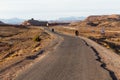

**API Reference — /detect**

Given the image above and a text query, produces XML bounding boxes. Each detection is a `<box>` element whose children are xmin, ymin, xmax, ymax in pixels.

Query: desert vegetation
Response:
<box><xmin>0</xmin><ymin>26</ymin><xmax>51</xmax><ymax>73</ymax></box>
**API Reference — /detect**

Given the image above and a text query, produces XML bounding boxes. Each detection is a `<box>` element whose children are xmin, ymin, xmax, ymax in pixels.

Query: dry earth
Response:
<box><xmin>0</xmin><ymin>26</ymin><xmax>55</xmax><ymax>80</ymax></box>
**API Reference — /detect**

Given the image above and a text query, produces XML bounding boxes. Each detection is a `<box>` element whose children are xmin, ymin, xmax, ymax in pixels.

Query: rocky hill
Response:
<box><xmin>85</xmin><ymin>14</ymin><xmax>120</xmax><ymax>22</ymax></box>
<box><xmin>70</xmin><ymin>14</ymin><xmax>120</xmax><ymax>27</ymax></box>
<box><xmin>22</xmin><ymin>18</ymin><xmax>48</xmax><ymax>26</ymax></box>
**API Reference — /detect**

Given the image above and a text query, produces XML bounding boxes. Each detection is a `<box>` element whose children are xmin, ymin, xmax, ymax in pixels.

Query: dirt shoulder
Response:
<box><xmin>80</xmin><ymin>36</ymin><xmax>120</xmax><ymax>80</ymax></box>
<box><xmin>0</xmin><ymin>26</ymin><xmax>62</xmax><ymax>80</ymax></box>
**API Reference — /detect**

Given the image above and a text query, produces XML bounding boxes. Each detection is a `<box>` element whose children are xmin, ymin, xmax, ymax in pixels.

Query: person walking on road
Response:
<box><xmin>75</xmin><ymin>30</ymin><xmax>79</xmax><ymax>36</ymax></box>
<box><xmin>52</xmin><ymin>28</ymin><xmax>54</xmax><ymax>32</ymax></box>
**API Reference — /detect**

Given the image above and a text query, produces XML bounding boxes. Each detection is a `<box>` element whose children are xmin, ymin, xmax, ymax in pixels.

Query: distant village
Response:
<box><xmin>0</xmin><ymin>18</ymin><xmax>70</xmax><ymax>27</ymax></box>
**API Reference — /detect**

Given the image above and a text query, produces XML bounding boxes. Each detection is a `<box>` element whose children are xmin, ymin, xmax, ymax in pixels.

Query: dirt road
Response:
<box><xmin>15</xmin><ymin>32</ymin><xmax>112</xmax><ymax>80</ymax></box>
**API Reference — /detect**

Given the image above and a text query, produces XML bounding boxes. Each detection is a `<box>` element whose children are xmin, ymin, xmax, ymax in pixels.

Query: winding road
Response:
<box><xmin>15</xmin><ymin>32</ymin><xmax>112</xmax><ymax>80</ymax></box>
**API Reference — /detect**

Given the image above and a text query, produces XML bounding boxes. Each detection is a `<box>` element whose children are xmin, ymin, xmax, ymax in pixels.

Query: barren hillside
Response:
<box><xmin>70</xmin><ymin>14</ymin><xmax>120</xmax><ymax>27</ymax></box>
<box><xmin>0</xmin><ymin>26</ymin><xmax>54</xmax><ymax>79</ymax></box>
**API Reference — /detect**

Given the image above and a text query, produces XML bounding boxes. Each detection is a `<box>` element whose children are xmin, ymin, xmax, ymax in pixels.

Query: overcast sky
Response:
<box><xmin>0</xmin><ymin>0</ymin><xmax>120</xmax><ymax>20</ymax></box>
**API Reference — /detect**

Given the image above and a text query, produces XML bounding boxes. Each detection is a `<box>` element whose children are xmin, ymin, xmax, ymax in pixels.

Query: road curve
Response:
<box><xmin>15</xmin><ymin>33</ymin><xmax>112</xmax><ymax>80</ymax></box>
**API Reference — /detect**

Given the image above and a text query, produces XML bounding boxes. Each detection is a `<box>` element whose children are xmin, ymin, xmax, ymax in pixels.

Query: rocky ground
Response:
<box><xmin>0</xmin><ymin>26</ymin><xmax>55</xmax><ymax>80</ymax></box>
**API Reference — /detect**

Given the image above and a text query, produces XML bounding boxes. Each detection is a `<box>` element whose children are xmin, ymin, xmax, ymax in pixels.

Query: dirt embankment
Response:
<box><xmin>0</xmin><ymin>26</ymin><xmax>56</xmax><ymax>80</ymax></box>
<box><xmin>80</xmin><ymin>37</ymin><xmax>120</xmax><ymax>80</ymax></box>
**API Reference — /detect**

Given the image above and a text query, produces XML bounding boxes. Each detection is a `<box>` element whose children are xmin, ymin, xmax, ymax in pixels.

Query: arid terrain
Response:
<box><xmin>54</xmin><ymin>15</ymin><xmax>120</xmax><ymax>54</ymax></box>
<box><xmin>1</xmin><ymin>14</ymin><xmax>120</xmax><ymax>80</ymax></box>
<box><xmin>72</xmin><ymin>15</ymin><xmax>120</xmax><ymax>54</ymax></box>
<box><xmin>51</xmin><ymin>14</ymin><xmax>120</xmax><ymax>79</ymax></box>
<box><xmin>0</xmin><ymin>26</ymin><xmax>54</xmax><ymax>80</ymax></box>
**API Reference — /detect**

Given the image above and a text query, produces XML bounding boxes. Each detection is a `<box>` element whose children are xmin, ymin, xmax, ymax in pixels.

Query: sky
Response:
<box><xmin>0</xmin><ymin>0</ymin><xmax>120</xmax><ymax>20</ymax></box>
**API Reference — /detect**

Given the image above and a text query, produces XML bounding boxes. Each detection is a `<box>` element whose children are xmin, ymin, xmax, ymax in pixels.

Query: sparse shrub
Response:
<box><xmin>33</xmin><ymin>35</ymin><xmax>41</xmax><ymax>42</ymax></box>
<box><xmin>88</xmin><ymin>36</ymin><xmax>95</xmax><ymax>40</ymax></box>
<box><xmin>117</xmin><ymin>39</ymin><xmax>120</xmax><ymax>42</ymax></box>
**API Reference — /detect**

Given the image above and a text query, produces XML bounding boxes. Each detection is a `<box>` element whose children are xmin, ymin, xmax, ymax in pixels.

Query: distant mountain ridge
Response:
<box><xmin>0</xmin><ymin>16</ymin><xmax>86</xmax><ymax>24</ymax></box>
<box><xmin>0</xmin><ymin>21</ymin><xmax>4</xmax><ymax>24</ymax></box>
<box><xmin>49</xmin><ymin>16</ymin><xmax>86</xmax><ymax>23</ymax></box>
<box><xmin>0</xmin><ymin>18</ymin><xmax>25</xmax><ymax>24</ymax></box>
<box><xmin>58</xmin><ymin>16</ymin><xmax>86</xmax><ymax>22</ymax></box>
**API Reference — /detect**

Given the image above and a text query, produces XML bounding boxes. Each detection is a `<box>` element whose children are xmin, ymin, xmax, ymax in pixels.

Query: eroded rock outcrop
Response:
<box><xmin>22</xmin><ymin>18</ymin><xmax>48</xmax><ymax>26</ymax></box>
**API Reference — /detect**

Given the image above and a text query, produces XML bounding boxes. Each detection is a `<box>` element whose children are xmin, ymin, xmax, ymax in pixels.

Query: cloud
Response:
<box><xmin>0</xmin><ymin>0</ymin><xmax>120</xmax><ymax>19</ymax></box>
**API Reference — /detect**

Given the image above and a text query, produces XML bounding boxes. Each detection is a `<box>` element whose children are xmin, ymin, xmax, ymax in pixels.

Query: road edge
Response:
<box><xmin>80</xmin><ymin>36</ymin><xmax>120</xmax><ymax>80</ymax></box>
